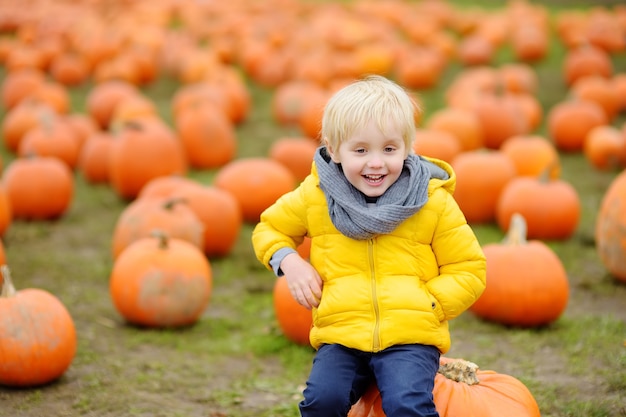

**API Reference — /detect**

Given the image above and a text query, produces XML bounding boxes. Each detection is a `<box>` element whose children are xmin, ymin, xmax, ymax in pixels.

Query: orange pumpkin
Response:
<box><xmin>413</xmin><ymin>128</ymin><xmax>462</xmax><ymax>163</ymax></box>
<box><xmin>297</xmin><ymin>89</ymin><xmax>330</xmax><ymax>140</ymax></box>
<box><xmin>77</xmin><ymin>131</ymin><xmax>115</xmax><ymax>184</ymax></box>
<box><xmin>596</xmin><ymin>169</ymin><xmax>626</xmax><ymax>283</ymax></box>
<box><xmin>0</xmin><ymin>265</ymin><xmax>77</xmax><ymax>387</ymax></box>
<box><xmin>174</xmin><ymin>101</ymin><xmax>237</xmax><ymax>169</ymax></box>
<box><xmin>0</xmin><ymin>185</ymin><xmax>12</xmax><ymax>237</ymax></box>
<box><xmin>85</xmin><ymin>80</ymin><xmax>140</xmax><ymax>129</ymax></box>
<box><xmin>109</xmin><ymin>232</ymin><xmax>212</xmax><ymax>328</ymax></box>
<box><xmin>471</xmin><ymin>213</ymin><xmax>569</xmax><ymax>327</ymax></box>
<box><xmin>0</xmin><ymin>67</ymin><xmax>46</xmax><ymax>110</ymax></box>
<box><xmin>213</xmin><ymin>157</ymin><xmax>297</xmax><ymax>223</ymax></box>
<box><xmin>111</xmin><ymin>196</ymin><xmax>204</xmax><ymax>260</ymax></box>
<box><xmin>425</xmin><ymin>107</ymin><xmax>483</xmax><ymax>151</ymax></box>
<box><xmin>496</xmin><ymin>172</ymin><xmax>580</xmax><ymax>240</ymax></box>
<box><xmin>457</xmin><ymin>34</ymin><xmax>495</xmax><ymax>67</ymax></box>
<box><xmin>500</xmin><ymin>135</ymin><xmax>560</xmax><ymax>179</ymax></box>
<box><xmin>562</xmin><ymin>42</ymin><xmax>613</xmax><ymax>86</ymax></box>
<box><xmin>348</xmin><ymin>357</ymin><xmax>541</xmax><ymax>417</ymax></box>
<box><xmin>394</xmin><ymin>45</ymin><xmax>447</xmax><ymax>89</ymax></box>
<box><xmin>468</xmin><ymin>91</ymin><xmax>529</xmax><ymax>150</ymax></box>
<box><xmin>2</xmin><ymin>155</ymin><xmax>74</xmax><ymax>220</ymax></box>
<box><xmin>17</xmin><ymin>115</ymin><xmax>80</xmax><ymax>170</ymax></box>
<box><xmin>25</xmin><ymin>81</ymin><xmax>71</xmax><ymax>115</ymax></box>
<box><xmin>268</xmin><ymin>137</ymin><xmax>318</xmax><ymax>182</ymax></box>
<box><xmin>0</xmin><ymin>240</ymin><xmax>6</xmax><ymax>266</ymax></box>
<box><xmin>451</xmin><ymin>150</ymin><xmax>517</xmax><ymax>224</ymax></box>
<box><xmin>570</xmin><ymin>75</ymin><xmax>621</xmax><ymax>122</ymax></box>
<box><xmin>273</xmin><ymin>275</ymin><xmax>313</xmax><ymax>346</ymax></box>
<box><xmin>583</xmin><ymin>125</ymin><xmax>626</xmax><ymax>171</ymax></box>
<box><xmin>63</xmin><ymin>113</ymin><xmax>99</xmax><ymax>152</ymax></box>
<box><xmin>1</xmin><ymin>99</ymin><xmax>57</xmax><ymax>152</ymax></box>
<box><xmin>271</xmin><ymin>80</ymin><xmax>328</xmax><ymax>128</ymax></box>
<box><xmin>547</xmin><ymin>98</ymin><xmax>608</xmax><ymax>152</ymax></box>
<box><xmin>138</xmin><ymin>175</ymin><xmax>199</xmax><ymax>200</ymax></box>
<box><xmin>511</xmin><ymin>24</ymin><xmax>548</xmax><ymax>62</ymax></box>
<box><xmin>165</xmin><ymin>183</ymin><xmax>243</xmax><ymax>258</ymax></box>
<box><xmin>108</xmin><ymin>119</ymin><xmax>188</xmax><ymax>200</ymax></box>
<box><xmin>49</xmin><ymin>51</ymin><xmax>90</xmax><ymax>87</ymax></box>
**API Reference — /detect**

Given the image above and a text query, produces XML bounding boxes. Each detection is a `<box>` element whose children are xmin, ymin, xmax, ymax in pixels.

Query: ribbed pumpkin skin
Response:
<box><xmin>348</xmin><ymin>357</ymin><xmax>541</xmax><ymax>417</ymax></box>
<box><xmin>0</xmin><ymin>288</ymin><xmax>77</xmax><ymax>387</ymax></box>
<box><xmin>109</xmin><ymin>235</ymin><xmax>212</xmax><ymax>328</ymax></box>
<box><xmin>596</xmin><ymin>170</ymin><xmax>626</xmax><ymax>283</ymax></box>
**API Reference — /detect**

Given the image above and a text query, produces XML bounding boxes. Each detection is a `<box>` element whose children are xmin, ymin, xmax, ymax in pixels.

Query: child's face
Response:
<box><xmin>327</xmin><ymin>119</ymin><xmax>407</xmax><ymax>198</ymax></box>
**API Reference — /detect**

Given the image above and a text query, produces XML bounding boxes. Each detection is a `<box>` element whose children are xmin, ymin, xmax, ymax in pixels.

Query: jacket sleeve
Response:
<box><xmin>425</xmin><ymin>190</ymin><xmax>487</xmax><ymax>322</ymax></box>
<box><xmin>251</xmin><ymin>178</ymin><xmax>311</xmax><ymax>271</ymax></box>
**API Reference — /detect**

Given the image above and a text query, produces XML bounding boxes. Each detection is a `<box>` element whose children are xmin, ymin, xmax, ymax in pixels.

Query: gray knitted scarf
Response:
<box><xmin>314</xmin><ymin>146</ymin><xmax>434</xmax><ymax>240</ymax></box>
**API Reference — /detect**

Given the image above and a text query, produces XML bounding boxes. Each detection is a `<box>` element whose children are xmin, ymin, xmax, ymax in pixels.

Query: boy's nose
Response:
<box><xmin>367</xmin><ymin>154</ymin><xmax>384</xmax><ymax>167</ymax></box>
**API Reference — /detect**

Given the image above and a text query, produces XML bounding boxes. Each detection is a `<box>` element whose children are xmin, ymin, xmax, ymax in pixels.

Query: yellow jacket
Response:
<box><xmin>252</xmin><ymin>157</ymin><xmax>486</xmax><ymax>353</ymax></box>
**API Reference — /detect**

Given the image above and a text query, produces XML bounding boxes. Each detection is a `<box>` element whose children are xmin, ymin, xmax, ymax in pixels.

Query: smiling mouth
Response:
<box><xmin>363</xmin><ymin>174</ymin><xmax>385</xmax><ymax>184</ymax></box>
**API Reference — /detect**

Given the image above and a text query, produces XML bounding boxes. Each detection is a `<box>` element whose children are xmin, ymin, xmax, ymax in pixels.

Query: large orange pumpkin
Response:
<box><xmin>470</xmin><ymin>214</ymin><xmax>569</xmax><ymax>327</ymax></box>
<box><xmin>109</xmin><ymin>232</ymin><xmax>212</xmax><ymax>328</ymax></box>
<box><xmin>0</xmin><ymin>265</ymin><xmax>77</xmax><ymax>387</ymax></box>
<box><xmin>348</xmin><ymin>357</ymin><xmax>541</xmax><ymax>417</ymax></box>
<box><xmin>596</xmin><ymin>169</ymin><xmax>626</xmax><ymax>283</ymax></box>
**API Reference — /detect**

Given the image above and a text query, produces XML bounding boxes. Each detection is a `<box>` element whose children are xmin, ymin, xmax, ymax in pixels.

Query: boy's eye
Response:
<box><xmin>355</xmin><ymin>148</ymin><xmax>366</xmax><ymax>153</ymax></box>
<box><xmin>384</xmin><ymin>146</ymin><xmax>396</xmax><ymax>152</ymax></box>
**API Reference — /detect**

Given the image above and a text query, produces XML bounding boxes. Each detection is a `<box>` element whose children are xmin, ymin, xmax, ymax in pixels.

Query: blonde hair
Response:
<box><xmin>321</xmin><ymin>75</ymin><xmax>421</xmax><ymax>155</ymax></box>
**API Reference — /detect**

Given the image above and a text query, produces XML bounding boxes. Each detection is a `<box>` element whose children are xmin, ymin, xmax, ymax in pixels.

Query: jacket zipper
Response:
<box><xmin>369</xmin><ymin>238</ymin><xmax>380</xmax><ymax>352</ymax></box>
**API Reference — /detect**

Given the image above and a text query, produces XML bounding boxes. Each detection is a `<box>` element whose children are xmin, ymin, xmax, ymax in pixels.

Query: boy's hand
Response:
<box><xmin>280</xmin><ymin>253</ymin><xmax>323</xmax><ymax>309</ymax></box>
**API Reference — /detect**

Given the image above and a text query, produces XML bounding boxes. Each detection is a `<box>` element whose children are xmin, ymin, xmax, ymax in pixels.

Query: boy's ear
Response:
<box><xmin>324</xmin><ymin>137</ymin><xmax>341</xmax><ymax>163</ymax></box>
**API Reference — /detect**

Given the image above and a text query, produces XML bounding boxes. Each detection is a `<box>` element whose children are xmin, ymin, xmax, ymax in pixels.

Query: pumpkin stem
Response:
<box><xmin>438</xmin><ymin>359</ymin><xmax>480</xmax><ymax>385</ymax></box>
<box><xmin>539</xmin><ymin>157</ymin><xmax>559</xmax><ymax>183</ymax></box>
<box><xmin>163</xmin><ymin>197</ymin><xmax>188</xmax><ymax>210</ymax></box>
<box><xmin>503</xmin><ymin>213</ymin><xmax>528</xmax><ymax>246</ymax></box>
<box><xmin>150</xmin><ymin>229</ymin><xmax>169</xmax><ymax>249</ymax></box>
<box><xmin>0</xmin><ymin>265</ymin><xmax>17</xmax><ymax>297</ymax></box>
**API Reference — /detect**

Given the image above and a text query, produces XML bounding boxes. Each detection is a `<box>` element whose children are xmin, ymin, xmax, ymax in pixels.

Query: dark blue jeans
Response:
<box><xmin>299</xmin><ymin>343</ymin><xmax>440</xmax><ymax>417</ymax></box>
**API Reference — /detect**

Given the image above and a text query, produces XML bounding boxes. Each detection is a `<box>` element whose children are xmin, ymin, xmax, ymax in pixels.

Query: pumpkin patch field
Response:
<box><xmin>1</xmin><ymin>0</ymin><xmax>626</xmax><ymax>416</ymax></box>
